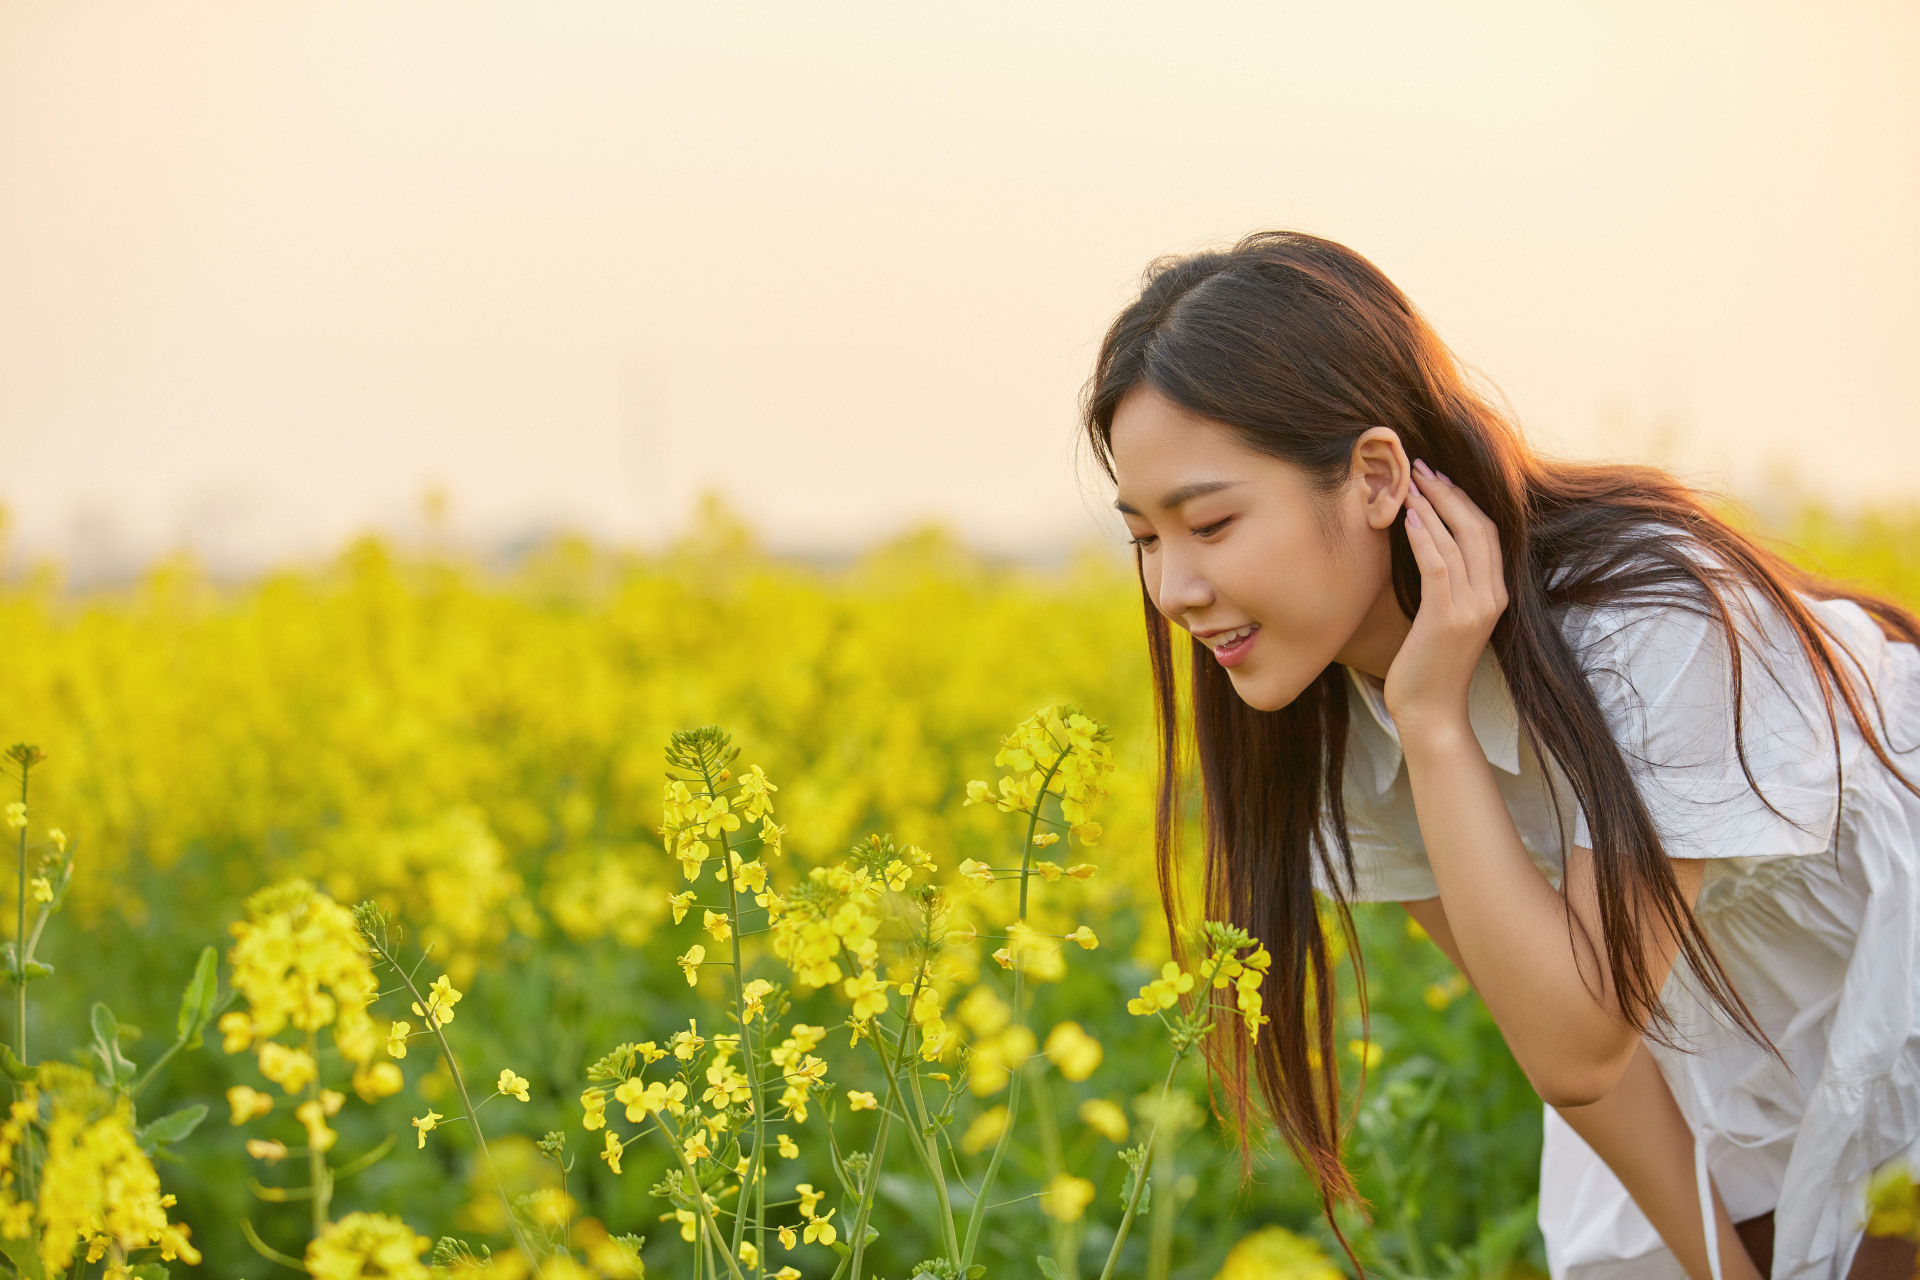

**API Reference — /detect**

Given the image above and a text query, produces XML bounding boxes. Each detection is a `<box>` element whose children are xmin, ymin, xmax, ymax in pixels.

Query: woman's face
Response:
<box><xmin>1109</xmin><ymin>385</ymin><xmax>1412</xmax><ymax>711</ymax></box>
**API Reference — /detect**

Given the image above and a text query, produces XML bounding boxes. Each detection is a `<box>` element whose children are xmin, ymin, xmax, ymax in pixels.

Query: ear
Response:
<box><xmin>1350</xmin><ymin>427</ymin><xmax>1410</xmax><ymax>530</ymax></box>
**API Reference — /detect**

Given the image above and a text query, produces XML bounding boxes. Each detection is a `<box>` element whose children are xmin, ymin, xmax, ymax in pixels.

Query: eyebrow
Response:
<box><xmin>1114</xmin><ymin>479</ymin><xmax>1243</xmax><ymax>516</ymax></box>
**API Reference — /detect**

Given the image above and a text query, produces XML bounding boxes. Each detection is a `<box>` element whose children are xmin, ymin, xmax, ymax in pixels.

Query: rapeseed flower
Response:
<box><xmin>1078</xmin><ymin>1097</ymin><xmax>1129</xmax><ymax>1142</ymax></box>
<box><xmin>412</xmin><ymin>1110</ymin><xmax>442</xmax><ymax>1148</ymax></box>
<box><xmin>305</xmin><ymin>1212</ymin><xmax>430</xmax><ymax>1280</ymax></box>
<box><xmin>497</xmin><ymin>1068</ymin><xmax>531</xmax><ymax>1102</ymax></box>
<box><xmin>1040</xmin><ymin>1172</ymin><xmax>1095</xmax><ymax>1223</ymax></box>
<box><xmin>677</xmin><ymin>944</ymin><xmax>706</xmax><ymax>986</ymax></box>
<box><xmin>1044</xmin><ymin>1021</ymin><xmax>1103</xmax><ymax>1081</ymax></box>
<box><xmin>601</xmin><ymin>1132</ymin><xmax>624</xmax><ymax>1175</ymax></box>
<box><xmin>846</xmin><ymin>1090</ymin><xmax>878</xmax><ymax>1111</ymax></box>
<box><xmin>227</xmin><ymin>1084</ymin><xmax>275</xmax><ymax>1124</ymax></box>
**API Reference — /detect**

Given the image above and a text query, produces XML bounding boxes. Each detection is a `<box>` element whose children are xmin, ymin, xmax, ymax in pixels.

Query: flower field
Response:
<box><xmin>0</xmin><ymin>499</ymin><xmax>1913</xmax><ymax>1280</ymax></box>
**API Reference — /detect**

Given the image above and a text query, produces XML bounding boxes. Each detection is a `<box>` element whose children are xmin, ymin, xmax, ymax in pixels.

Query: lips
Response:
<box><xmin>1200</xmin><ymin>623</ymin><xmax>1259</xmax><ymax>667</ymax></box>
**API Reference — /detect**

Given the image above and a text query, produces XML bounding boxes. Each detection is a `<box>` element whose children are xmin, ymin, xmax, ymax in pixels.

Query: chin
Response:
<box><xmin>1223</xmin><ymin>662</ymin><xmax>1320</xmax><ymax>714</ymax></box>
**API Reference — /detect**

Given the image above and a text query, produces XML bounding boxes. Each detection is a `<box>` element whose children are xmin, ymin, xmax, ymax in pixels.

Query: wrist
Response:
<box><xmin>1396</xmin><ymin>715</ymin><xmax>1478</xmax><ymax>766</ymax></box>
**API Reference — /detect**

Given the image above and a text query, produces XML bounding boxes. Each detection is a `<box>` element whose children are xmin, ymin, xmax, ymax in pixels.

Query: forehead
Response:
<box><xmin>1110</xmin><ymin>387</ymin><xmax>1282</xmax><ymax>510</ymax></box>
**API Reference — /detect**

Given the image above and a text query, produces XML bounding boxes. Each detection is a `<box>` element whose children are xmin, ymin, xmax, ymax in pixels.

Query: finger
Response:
<box><xmin>1402</xmin><ymin>504</ymin><xmax>1453</xmax><ymax>586</ymax></box>
<box><xmin>1406</xmin><ymin>484</ymin><xmax>1468</xmax><ymax>591</ymax></box>
<box><xmin>1415</xmin><ymin>470</ymin><xmax>1496</xmax><ymax>587</ymax></box>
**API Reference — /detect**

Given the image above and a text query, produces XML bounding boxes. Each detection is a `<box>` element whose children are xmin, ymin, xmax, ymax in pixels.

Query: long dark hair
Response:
<box><xmin>1080</xmin><ymin>230</ymin><xmax>1920</xmax><ymax>1220</ymax></box>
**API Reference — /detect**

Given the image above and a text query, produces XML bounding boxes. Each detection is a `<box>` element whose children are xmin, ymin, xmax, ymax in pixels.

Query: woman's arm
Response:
<box><xmin>1403</xmin><ymin>898</ymin><xmax>1759</xmax><ymax>1280</ymax></box>
<box><xmin>1389</xmin><ymin>467</ymin><xmax>1699</xmax><ymax>1105</ymax></box>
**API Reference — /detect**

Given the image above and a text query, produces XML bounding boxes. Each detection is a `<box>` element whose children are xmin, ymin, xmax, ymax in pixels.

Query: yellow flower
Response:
<box><xmin>386</xmin><ymin>1020</ymin><xmax>411</xmax><ymax>1058</ymax></box>
<box><xmin>581</xmin><ymin>1087</ymin><xmax>608</xmax><ymax>1130</ymax></box>
<box><xmin>795</xmin><ymin>1183</ymin><xmax>824</xmax><ymax>1217</ymax></box>
<box><xmin>842</xmin><ymin>968</ymin><xmax>889</xmax><ymax>1021</ymax></box>
<box><xmin>671</xmin><ymin>1019</ymin><xmax>706</xmax><ymax>1060</ymax></box>
<box><xmin>218</xmin><ymin>1011</ymin><xmax>253</xmax><ymax>1054</ymax></box>
<box><xmin>257</xmin><ymin>1042</ymin><xmax>320</xmax><ymax>1094</ymax></box>
<box><xmin>772</xmin><ymin>1269</ymin><xmax>802</xmax><ymax>1280</ymax></box>
<box><xmin>1348</xmin><ymin>1038</ymin><xmax>1384</xmax><ymax>1070</ymax></box>
<box><xmin>678</xmin><ymin>944</ymin><xmax>706</xmax><ymax>986</ymax></box>
<box><xmin>296</xmin><ymin>1099</ymin><xmax>338</xmax><ymax>1154</ymax></box>
<box><xmin>963</xmin><ymin>779</ymin><xmax>993</xmax><ymax>806</ymax></box>
<box><xmin>353</xmin><ymin>1061</ymin><xmax>405</xmax><ymax>1102</ymax></box>
<box><xmin>992</xmin><ymin>947</ymin><xmax>1013</xmax><ymax>970</ymax></box>
<box><xmin>497</xmin><ymin>1068</ymin><xmax>531</xmax><ymax>1102</ymax></box>
<box><xmin>758</xmin><ymin>819</ymin><xmax>786</xmax><ymax>857</ymax></box>
<box><xmin>29</xmin><ymin>877</ymin><xmax>51</xmax><ymax>903</ymax></box>
<box><xmin>957</xmin><ymin>858</ymin><xmax>996</xmax><ymax>889</ymax></box>
<box><xmin>305</xmin><ymin>1212</ymin><xmax>430</xmax><ymax>1280</ymax></box>
<box><xmin>413</xmin><ymin>1110</ymin><xmax>443</xmax><ymax>1148</ymax></box>
<box><xmin>245</xmin><ymin>1138</ymin><xmax>289</xmax><ymax>1164</ymax></box>
<box><xmin>1043</xmin><ymin>1021</ymin><xmax>1103</xmax><ymax>1082</ymax></box>
<box><xmin>741</xmin><ymin>978</ymin><xmax>774</xmax><ymax>1023</ymax></box>
<box><xmin>777</xmin><ymin>1224</ymin><xmax>797</xmax><ymax>1250</ymax></box>
<box><xmin>601</xmin><ymin>1131</ymin><xmax>624</xmax><ymax>1175</ymax></box>
<box><xmin>671</xmin><ymin>1208</ymin><xmax>697</xmax><ymax>1242</ymax></box>
<box><xmin>227</xmin><ymin>1084</ymin><xmax>275</xmax><ymax>1125</ymax></box>
<box><xmin>846</xmin><ymin>1089</ymin><xmax>878</xmax><ymax>1111</ymax></box>
<box><xmin>683</xmin><ymin>1132</ymin><xmax>712</xmax><ymax>1162</ymax></box>
<box><xmin>31</xmin><ymin>1080</ymin><xmax>202</xmax><ymax>1272</ymax></box>
<box><xmin>1078</xmin><ymin>1097</ymin><xmax>1129</xmax><ymax>1142</ymax></box>
<box><xmin>48</xmin><ymin>828</ymin><xmax>67</xmax><ymax>853</ymax></box>
<box><xmin>4</xmin><ymin>802</ymin><xmax>25</xmax><ymax>829</ymax></box>
<box><xmin>739</xmin><ymin>1241</ymin><xmax>760</xmax><ymax>1268</ymax></box>
<box><xmin>802</xmin><ymin>1208</ymin><xmax>837</xmax><ymax>1246</ymax></box>
<box><xmin>1213</xmin><ymin>1226</ymin><xmax>1345</xmax><ymax>1280</ymax></box>
<box><xmin>1041</xmin><ymin>1172</ymin><xmax>1095</xmax><ymax>1223</ymax></box>
<box><xmin>777</xmin><ymin>1132</ymin><xmax>799</xmax><ymax>1158</ymax></box>
<box><xmin>669</xmin><ymin>890</ymin><xmax>697</xmax><ymax>924</ymax></box>
<box><xmin>1126</xmin><ymin>961</ymin><xmax>1194</xmax><ymax>1016</ymax></box>
<box><xmin>959</xmin><ymin>1107</ymin><xmax>1007</xmax><ymax>1154</ymax></box>
<box><xmin>703</xmin><ymin>909</ymin><xmax>732</xmax><ymax>942</ymax></box>
<box><xmin>410</xmin><ymin>974</ymin><xmax>463</xmax><ymax>1029</ymax></box>
<box><xmin>1065</xmin><ymin>863</ymin><xmax>1096</xmax><ymax>880</ymax></box>
<box><xmin>1069</xmin><ymin>925</ymin><xmax>1098</xmax><ymax>950</ymax></box>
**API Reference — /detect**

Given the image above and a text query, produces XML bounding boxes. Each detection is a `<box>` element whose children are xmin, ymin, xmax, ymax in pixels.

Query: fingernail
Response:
<box><xmin>1436</xmin><ymin>470</ymin><xmax>1452</xmax><ymax>485</ymax></box>
<box><xmin>1405</xmin><ymin>507</ymin><xmax>1422</xmax><ymax>528</ymax></box>
<box><xmin>1413</xmin><ymin>458</ymin><xmax>1434</xmax><ymax>479</ymax></box>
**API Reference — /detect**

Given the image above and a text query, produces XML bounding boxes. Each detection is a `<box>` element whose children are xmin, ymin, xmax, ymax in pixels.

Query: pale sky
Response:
<box><xmin>2</xmin><ymin>1</ymin><xmax>1915</xmax><ymax>576</ymax></box>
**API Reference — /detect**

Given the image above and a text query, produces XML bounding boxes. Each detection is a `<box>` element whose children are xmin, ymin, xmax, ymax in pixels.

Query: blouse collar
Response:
<box><xmin>1342</xmin><ymin>647</ymin><xmax>1522</xmax><ymax>795</ymax></box>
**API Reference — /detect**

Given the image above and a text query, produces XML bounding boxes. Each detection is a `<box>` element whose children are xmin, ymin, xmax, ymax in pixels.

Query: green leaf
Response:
<box><xmin>176</xmin><ymin>946</ymin><xmax>219</xmax><ymax>1048</ymax></box>
<box><xmin>0</xmin><ymin>1043</ymin><xmax>35</xmax><ymax>1084</ymax></box>
<box><xmin>0</xmin><ymin>1233</ymin><xmax>45</xmax><ymax>1280</ymax></box>
<box><xmin>1036</xmin><ymin>1258</ymin><xmax>1064</xmax><ymax>1280</ymax></box>
<box><xmin>138</xmin><ymin>1103</ymin><xmax>208</xmax><ymax>1149</ymax></box>
<box><xmin>19</xmin><ymin>961</ymin><xmax>53</xmax><ymax>983</ymax></box>
<box><xmin>967</xmin><ymin>1268</ymin><xmax>986</xmax><ymax>1279</ymax></box>
<box><xmin>89</xmin><ymin>1002</ymin><xmax>137</xmax><ymax>1086</ymax></box>
<box><xmin>129</xmin><ymin>1264</ymin><xmax>169</xmax><ymax>1280</ymax></box>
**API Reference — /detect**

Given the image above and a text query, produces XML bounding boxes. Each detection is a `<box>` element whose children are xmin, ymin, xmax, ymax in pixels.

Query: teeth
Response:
<box><xmin>1212</xmin><ymin>625</ymin><xmax>1256</xmax><ymax>647</ymax></box>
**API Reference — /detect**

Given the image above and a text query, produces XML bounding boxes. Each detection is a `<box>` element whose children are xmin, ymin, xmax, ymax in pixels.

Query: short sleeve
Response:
<box><xmin>1564</xmin><ymin>593</ymin><xmax>1846</xmax><ymax>860</ymax></box>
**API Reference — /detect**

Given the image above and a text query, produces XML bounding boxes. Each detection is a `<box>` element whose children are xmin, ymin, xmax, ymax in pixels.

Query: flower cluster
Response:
<box><xmin>1127</xmin><ymin>922</ymin><xmax>1272</xmax><ymax>1047</ymax></box>
<box><xmin>17</xmin><ymin>1068</ymin><xmax>201</xmax><ymax>1273</ymax></box>
<box><xmin>221</xmin><ymin>880</ymin><xmax>402</xmax><ymax>1111</ymax></box>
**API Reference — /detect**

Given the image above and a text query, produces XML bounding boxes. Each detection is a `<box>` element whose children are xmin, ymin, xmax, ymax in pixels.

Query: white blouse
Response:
<box><xmin>1323</xmin><ymin>580</ymin><xmax>1920</xmax><ymax>1280</ymax></box>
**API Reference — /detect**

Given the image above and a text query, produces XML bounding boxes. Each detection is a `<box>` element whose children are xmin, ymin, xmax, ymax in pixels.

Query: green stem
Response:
<box><xmin>655</xmin><ymin>1114</ymin><xmax>749</xmax><ymax>1280</ymax></box>
<box><xmin>905</xmin><ymin>1059</ymin><xmax>962</xmax><ymax>1265</ymax></box>
<box><xmin>961</xmin><ymin>744</ymin><xmax>1071</xmax><ymax>1271</ymax></box>
<box><xmin>1030</xmin><ymin>1061</ymin><xmax>1079</xmax><ymax>1280</ymax></box>
<box><xmin>376</xmin><ymin>941</ymin><xmax>543</xmax><ymax>1274</ymax></box>
<box><xmin>1095</xmin><ymin>1056</ymin><xmax>1181</xmax><ymax>1280</ymax></box>
<box><xmin>704</xmin><ymin>764</ymin><xmax>766</xmax><ymax>1280</ymax></box>
<box><xmin>13</xmin><ymin>761</ymin><xmax>30</xmax><ymax>1198</ymax></box>
<box><xmin>848</xmin><ymin>966</ymin><xmax>932</xmax><ymax>1280</ymax></box>
<box><xmin>305</xmin><ymin>1029</ymin><xmax>331</xmax><ymax>1237</ymax></box>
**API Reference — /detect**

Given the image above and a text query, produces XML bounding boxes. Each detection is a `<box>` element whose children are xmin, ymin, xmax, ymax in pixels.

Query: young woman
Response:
<box><xmin>1084</xmin><ymin>231</ymin><xmax>1920</xmax><ymax>1280</ymax></box>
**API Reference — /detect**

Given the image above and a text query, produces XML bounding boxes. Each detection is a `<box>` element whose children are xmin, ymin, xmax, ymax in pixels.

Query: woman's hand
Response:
<box><xmin>1383</xmin><ymin>460</ymin><xmax>1509</xmax><ymax>738</ymax></box>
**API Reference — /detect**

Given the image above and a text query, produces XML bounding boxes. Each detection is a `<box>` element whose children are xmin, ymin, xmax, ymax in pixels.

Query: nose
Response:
<box><xmin>1152</xmin><ymin>543</ymin><xmax>1214</xmax><ymax>623</ymax></box>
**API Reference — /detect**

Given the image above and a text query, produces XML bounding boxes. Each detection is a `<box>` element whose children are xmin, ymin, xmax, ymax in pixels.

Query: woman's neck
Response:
<box><xmin>1335</xmin><ymin>579</ymin><xmax>1413</xmax><ymax>681</ymax></box>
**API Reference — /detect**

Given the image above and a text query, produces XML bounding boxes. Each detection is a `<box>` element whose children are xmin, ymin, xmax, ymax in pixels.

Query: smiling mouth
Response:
<box><xmin>1200</xmin><ymin>623</ymin><xmax>1260</xmax><ymax>666</ymax></box>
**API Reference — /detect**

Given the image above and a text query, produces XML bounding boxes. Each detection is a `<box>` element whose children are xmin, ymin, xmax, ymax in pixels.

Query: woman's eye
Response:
<box><xmin>1128</xmin><ymin>533</ymin><xmax>1158</xmax><ymax>550</ymax></box>
<box><xmin>1192</xmin><ymin>517</ymin><xmax>1233</xmax><ymax>538</ymax></box>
